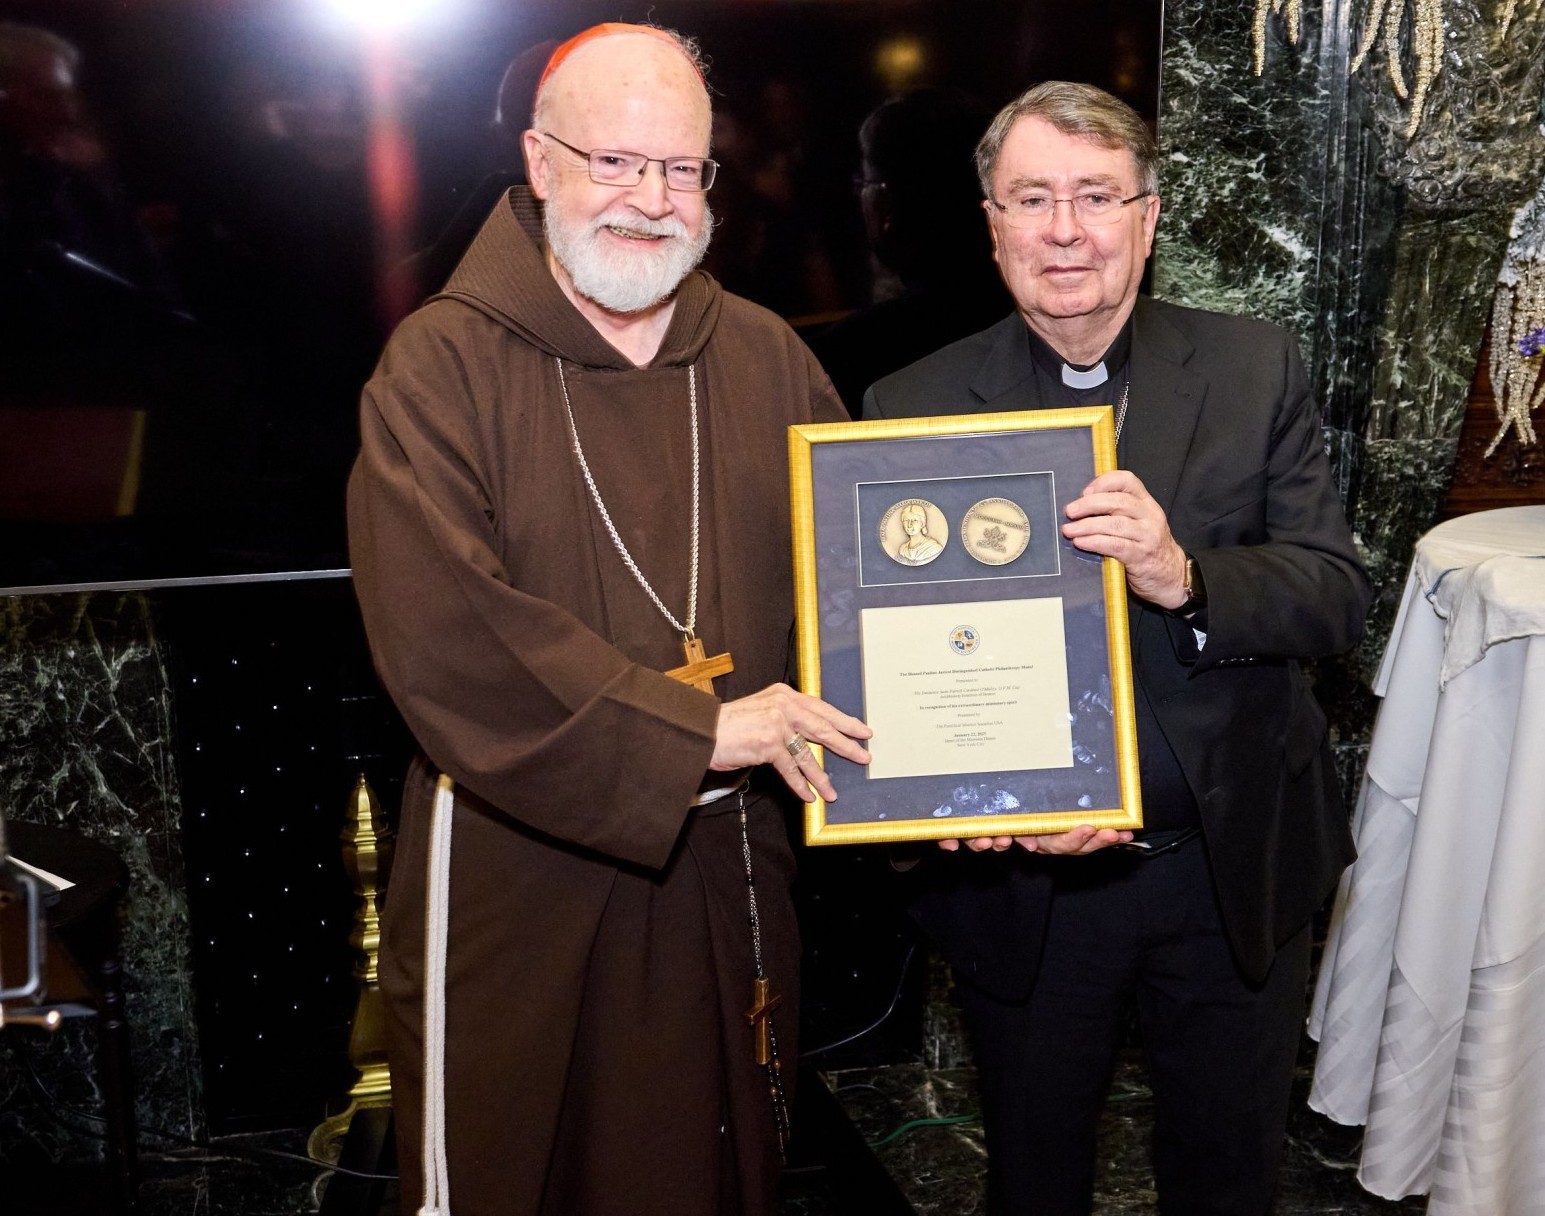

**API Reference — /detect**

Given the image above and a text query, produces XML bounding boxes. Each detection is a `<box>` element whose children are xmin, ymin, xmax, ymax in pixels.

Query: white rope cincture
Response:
<box><xmin>419</xmin><ymin>774</ymin><xmax>456</xmax><ymax>1216</ymax></box>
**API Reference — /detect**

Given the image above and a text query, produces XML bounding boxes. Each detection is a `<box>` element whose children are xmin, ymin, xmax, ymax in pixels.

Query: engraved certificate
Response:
<box><xmin>860</xmin><ymin>597</ymin><xmax>1073</xmax><ymax>780</ymax></box>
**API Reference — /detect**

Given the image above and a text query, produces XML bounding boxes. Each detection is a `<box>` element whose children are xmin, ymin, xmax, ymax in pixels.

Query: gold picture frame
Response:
<box><xmin>788</xmin><ymin>407</ymin><xmax>1142</xmax><ymax>845</ymax></box>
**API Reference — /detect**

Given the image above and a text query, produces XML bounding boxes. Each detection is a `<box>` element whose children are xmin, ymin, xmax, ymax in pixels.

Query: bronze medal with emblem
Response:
<box><xmin>960</xmin><ymin>497</ymin><xmax>1031</xmax><ymax>565</ymax></box>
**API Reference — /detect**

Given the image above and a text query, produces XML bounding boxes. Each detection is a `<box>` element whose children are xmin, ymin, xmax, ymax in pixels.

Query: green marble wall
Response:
<box><xmin>1156</xmin><ymin>0</ymin><xmax>1545</xmax><ymax>673</ymax></box>
<box><xmin>0</xmin><ymin>593</ymin><xmax>201</xmax><ymax>1160</ymax></box>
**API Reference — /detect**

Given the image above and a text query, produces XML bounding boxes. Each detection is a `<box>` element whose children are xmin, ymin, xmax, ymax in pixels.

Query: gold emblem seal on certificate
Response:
<box><xmin>960</xmin><ymin>497</ymin><xmax>1030</xmax><ymax>565</ymax></box>
<box><xmin>879</xmin><ymin>498</ymin><xmax>948</xmax><ymax>567</ymax></box>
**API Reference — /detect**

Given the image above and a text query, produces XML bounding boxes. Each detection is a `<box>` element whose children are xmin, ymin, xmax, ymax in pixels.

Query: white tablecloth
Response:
<box><xmin>1309</xmin><ymin>505</ymin><xmax>1545</xmax><ymax>1214</ymax></box>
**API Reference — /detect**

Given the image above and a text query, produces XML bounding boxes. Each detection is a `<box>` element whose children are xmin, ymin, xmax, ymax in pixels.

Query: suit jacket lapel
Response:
<box><xmin>968</xmin><ymin>314</ymin><xmax>1038</xmax><ymax>405</ymax></box>
<box><xmin>959</xmin><ymin>300</ymin><xmax>1210</xmax><ymax>522</ymax></box>
<box><xmin>1122</xmin><ymin>297</ymin><xmax>1207</xmax><ymax>520</ymax></box>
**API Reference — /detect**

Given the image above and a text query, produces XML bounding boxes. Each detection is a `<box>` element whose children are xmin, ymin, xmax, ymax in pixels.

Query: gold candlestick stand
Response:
<box><xmin>309</xmin><ymin>774</ymin><xmax>396</xmax><ymax>1170</ymax></box>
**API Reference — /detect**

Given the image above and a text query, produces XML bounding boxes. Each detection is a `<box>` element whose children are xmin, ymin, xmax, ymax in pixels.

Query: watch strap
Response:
<box><xmin>1173</xmin><ymin>553</ymin><xmax>1207</xmax><ymax>616</ymax></box>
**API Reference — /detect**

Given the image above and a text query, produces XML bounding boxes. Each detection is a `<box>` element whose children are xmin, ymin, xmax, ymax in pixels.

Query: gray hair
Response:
<box><xmin>974</xmin><ymin>81</ymin><xmax>1159</xmax><ymax>199</ymax></box>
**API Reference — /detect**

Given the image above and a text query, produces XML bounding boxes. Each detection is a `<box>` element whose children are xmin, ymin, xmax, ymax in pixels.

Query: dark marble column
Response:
<box><xmin>0</xmin><ymin>592</ymin><xmax>202</xmax><ymax>1161</ymax></box>
<box><xmin>1152</xmin><ymin>0</ymin><xmax>1379</xmax><ymax>788</ymax></box>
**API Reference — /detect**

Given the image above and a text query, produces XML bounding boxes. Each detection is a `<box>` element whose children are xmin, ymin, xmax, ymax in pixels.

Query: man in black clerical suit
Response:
<box><xmin>864</xmin><ymin>82</ymin><xmax>1371</xmax><ymax>1215</ymax></box>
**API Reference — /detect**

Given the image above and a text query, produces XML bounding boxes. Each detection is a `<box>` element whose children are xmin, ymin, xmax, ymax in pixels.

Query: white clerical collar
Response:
<box><xmin>1061</xmin><ymin>361</ymin><xmax>1109</xmax><ymax>390</ymax></box>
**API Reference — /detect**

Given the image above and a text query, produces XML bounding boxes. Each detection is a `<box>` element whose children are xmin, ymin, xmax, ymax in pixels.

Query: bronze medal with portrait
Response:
<box><xmin>878</xmin><ymin>498</ymin><xmax>948</xmax><ymax>567</ymax></box>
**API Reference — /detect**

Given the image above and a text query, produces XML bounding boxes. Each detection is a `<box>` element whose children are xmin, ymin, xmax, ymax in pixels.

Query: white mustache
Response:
<box><xmin>589</xmin><ymin>208</ymin><xmax>688</xmax><ymax>240</ymax></box>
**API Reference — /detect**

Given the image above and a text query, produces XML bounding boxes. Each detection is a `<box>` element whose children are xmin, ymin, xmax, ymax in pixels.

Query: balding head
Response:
<box><xmin>531</xmin><ymin>26</ymin><xmax>709</xmax><ymax>154</ymax></box>
<box><xmin>0</xmin><ymin>23</ymin><xmax>98</xmax><ymax>165</ymax></box>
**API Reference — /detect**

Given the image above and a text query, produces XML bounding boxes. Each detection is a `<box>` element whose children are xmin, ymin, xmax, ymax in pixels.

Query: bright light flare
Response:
<box><xmin>324</xmin><ymin>0</ymin><xmax>447</xmax><ymax>32</ymax></box>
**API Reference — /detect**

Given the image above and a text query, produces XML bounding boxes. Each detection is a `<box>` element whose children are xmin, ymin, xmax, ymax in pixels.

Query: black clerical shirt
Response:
<box><xmin>1020</xmin><ymin>320</ymin><xmax>1200</xmax><ymax>833</ymax></box>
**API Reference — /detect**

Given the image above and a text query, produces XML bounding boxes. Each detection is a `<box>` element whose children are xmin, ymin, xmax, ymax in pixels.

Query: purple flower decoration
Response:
<box><xmin>1519</xmin><ymin>326</ymin><xmax>1545</xmax><ymax>358</ymax></box>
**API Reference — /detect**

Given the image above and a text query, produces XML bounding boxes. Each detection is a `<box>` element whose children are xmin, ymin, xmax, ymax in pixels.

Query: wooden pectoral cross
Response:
<box><xmin>665</xmin><ymin>635</ymin><xmax>734</xmax><ymax>693</ymax></box>
<box><xmin>745</xmin><ymin>974</ymin><xmax>783</xmax><ymax>1066</ymax></box>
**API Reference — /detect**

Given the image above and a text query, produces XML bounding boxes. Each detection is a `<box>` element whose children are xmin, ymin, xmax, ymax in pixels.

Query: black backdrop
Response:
<box><xmin>0</xmin><ymin>0</ymin><xmax>1160</xmax><ymax>590</ymax></box>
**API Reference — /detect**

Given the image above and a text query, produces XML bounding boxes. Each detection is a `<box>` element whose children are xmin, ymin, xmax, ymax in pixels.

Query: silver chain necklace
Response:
<box><xmin>554</xmin><ymin>358</ymin><xmax>701</xmax><ymax>638</ymax></box>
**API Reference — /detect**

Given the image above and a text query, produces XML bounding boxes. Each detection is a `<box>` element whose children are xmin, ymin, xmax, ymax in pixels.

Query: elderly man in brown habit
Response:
<box><xmin>347</xmin><ymin>24</ymin><xmax>870</xmax><ymax>1216</ymax></box>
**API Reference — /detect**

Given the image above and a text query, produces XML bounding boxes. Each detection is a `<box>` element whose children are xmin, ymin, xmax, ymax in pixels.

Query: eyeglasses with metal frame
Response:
<box><xmin>987</xmin><ymin>190</ymin><xmax>1154</xmax><ymax>228</ymax></box>
<box><xmin>538</xmin><ymin>131</ymin><xmax>718</xmax><ymax>192</ymax></box>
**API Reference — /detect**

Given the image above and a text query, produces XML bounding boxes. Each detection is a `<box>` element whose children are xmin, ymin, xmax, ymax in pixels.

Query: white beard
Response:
<box><xmin>544</xmin><ymin>196</ymin><xmax>713</xmax><ymax>314</ymax></box>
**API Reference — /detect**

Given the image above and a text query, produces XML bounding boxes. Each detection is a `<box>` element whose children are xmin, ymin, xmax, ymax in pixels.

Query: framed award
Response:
<box><xmin>788</xmin><ymin>408</ymin><xmax>1142</xmax><ymax>844</ymax></box>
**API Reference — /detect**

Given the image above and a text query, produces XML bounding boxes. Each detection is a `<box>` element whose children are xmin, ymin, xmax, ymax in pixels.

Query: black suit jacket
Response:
<box><xmin>864</xmin><ymin>296</ymin><xmax>1371</xmax><ymax>993</ymax></box>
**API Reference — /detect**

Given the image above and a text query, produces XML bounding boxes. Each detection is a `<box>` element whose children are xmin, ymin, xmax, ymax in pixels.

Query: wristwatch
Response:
<box><xmin>1174</xmin><ymin>553</ymin><xmax>1207</xmax><ymax>617</ymax></box>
